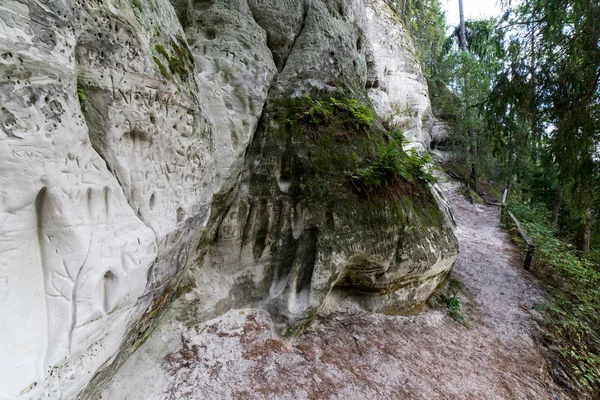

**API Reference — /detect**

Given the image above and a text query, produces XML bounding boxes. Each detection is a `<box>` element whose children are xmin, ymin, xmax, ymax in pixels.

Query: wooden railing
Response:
<box><xmin>501</xmin><ymin>189</ymin><xmax>535</xmax><ymax>270</ymax></box>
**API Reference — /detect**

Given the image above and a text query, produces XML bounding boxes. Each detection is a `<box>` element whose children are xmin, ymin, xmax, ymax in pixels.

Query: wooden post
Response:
<box><xmin>524</xmin><ymin>244</ymin><xmax>535</xmax><ymax>271</ymax></box>
<box><xmin>501</xmin><ymin>189</ymin><xmax>508</xmax><ymax>216</ymax></box>
<box><xmin>507</xmin><ymin>211</ymin><xmax>535</xmax><ymax>270</ymax></box>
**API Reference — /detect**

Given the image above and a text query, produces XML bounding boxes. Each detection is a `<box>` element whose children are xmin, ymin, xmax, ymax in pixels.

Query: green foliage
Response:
<box><xmin>429</xmin><ymin>276</ymin><xmax>468</xmax><ymax>325</ymax></box>
<box><xmin>441</xmin><ymin>293</ymin><xmax>465</xmax><ymax>324</ymax></box>
<box><xmin>297</xmin><ymin>96</ymin><xmax>374</xmax><ymax>132</ymax></box>
<box><xmin>131</xmin><ymin>0</ymin><xmax>142</xmax><ymax>11</ymax></box>
<box><xmin>348</xmin><ymin>134</ymin><xmax>437</xmax><ymax>194</ymax></box>
<box><xmin>168</xmin><ymin>56</ymin><xmax>188</xmax><ymax>79</ymax></box>
<box><xmin>388</xmin><ymin>0</ymin><xmax>447</xmax><ymax>78</ymax></box>
<box><xmin>431</xmin><ymin>17</ymin><xmax>506</xmax><ymax>188</ymax></box>
<box><xmin>414</xmin><ymin>0</ymin><xmax>599</xmax><ymax>392</ymax></box>
<box><xmin>333</xmin><ymin>97</ymin><xmax>374</xmax><ymax>131</ymax></box>
<box><xmin>265</xmin><ymin>96</ymin><xmax>440</xmax><ymax>215</ymax></box>
<box><xmin>152</xmin><ymin>56</ymin><xmax>170</xmax><ymax>79</ymax></box>
<box><xmin>300</xmin><ymin>98</ymin><xmax>333</xmax><ymax>125</ymax></box>
<box><xmin>175</xmin><ymin>35</ymin><xmax>195</xmax><ymax>64</ymax></box>
<box><xmin>446</xmin><ymin>19</ymin><xmax>505</xmax><ymax>66</ymax></box>
<box><xmin>428</xmin><ymin>78</ymin><xmax>462</xmax><ymax>122</ymax></box>
<box><xmin>153</xmin><ymin>37</ymin><xmax>196</xmax><ymax>81</ymax></box>
<box><xmin>505</xmin><ymin>199</ymin><xmax>600</xmax><ymax>395</ymax></box>
<box><xmin>76</xmin><ymin>85</ymin><xmax>86</xmax><ymax>103</ymax></box>
<box><xmin>154</xmin><ymin>44</ymin><xmax>169</xmax><ymax>59</ymax></box>
<box><xmin>249</xmin><ymin>95</ymin><xmax>443</xmax><ymax>242</ymax></box>
<box><xmin>487</xmin><ymin>0</ymin><xmax>600</xmax><ymax>253</ymax></box>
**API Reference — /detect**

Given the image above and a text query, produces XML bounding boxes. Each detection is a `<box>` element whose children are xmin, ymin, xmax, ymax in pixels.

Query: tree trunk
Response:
<box><xmin>530</xmin><ymin>24</ymin><xmax>538</xmax><ymax>161</ymax></box>
<box><xmin>574</xmin><ymin>151</ymin><xmax>594</xmax><ymax>254</ymax></box>
<box><xmin>506</xmin><ymin>132</ymin><xmax>513</xmax><ymax>190</ymax></box>
<box><xmin>459</xmin><ymin>0</ymin><xmax>467</xmax><ymax>51</ymax></box>
<box><xmin>576</xmin><ymin>209</ymin><xmax>592</xmax><ymax>254</ymax></box>
<box><xmin>458</xmin><ymin>0</ymin><xmax>477</xmax><ymax>191</ymax></box>
<box><xmin>551</xmin><ymin>185</ymin><xmax>563</xmax><ymax>230</ymax></box>
<box><xmin>469</xmin><ymin>128</ymin><xmax>478</xmax><ymax>192</ymax></box>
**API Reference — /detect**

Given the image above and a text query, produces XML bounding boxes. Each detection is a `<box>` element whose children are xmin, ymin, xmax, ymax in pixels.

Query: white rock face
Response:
<box><xmin>0</xmin><ymin>2</ymin><xmax>157</xmax><ymax>398</ymax></box>
<box><xmin>0</xmin><ymin>0</ymin><xmax>454</xmax><ymax>398</ymax></box>
<box><xmin>363</xmin><ymin>0</ymin><xmax>434</xmax><ymax>148</ymax></box>
<box><xmin>179</xmin><ymin>0</ymin><xmax>278</xmax><ymax>196</ymax></box>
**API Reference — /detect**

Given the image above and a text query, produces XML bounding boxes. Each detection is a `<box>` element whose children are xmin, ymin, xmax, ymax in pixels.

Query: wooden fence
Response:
<box><xmin>501</xmin><ymin>189</ymin><xmax>535</xmax><ymax>270</ymax></box>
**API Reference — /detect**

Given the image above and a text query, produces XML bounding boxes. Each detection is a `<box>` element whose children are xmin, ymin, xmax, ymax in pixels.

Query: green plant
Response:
<box><xmin>296</xmin><ymin>96</ymin><xmax>373</xmax><ymax>132</ymax></box>
<box><xmin>77</xmin><ymin>85</ymin><xmax>86</xmax><ymax>102</ymax></box>
<box><xmin>153</xmin><ymin>38</ymin><xmax>195</xmax><ymax>82</ymax></box>
<box><xmin>330</xmin><ymin>97</ymin><xmax>374</xmax><ymax>130</ymax></box>
<box><xmin>302</xmin><ymin>98</ymin><xmax>334</xmax><ymax>125</ymax></box>
<box><xmin>504</xmin><ymin>199</ymin><xmax>600</xmax><ymax>394</ymax></box>
<box><xmin>443</xmin><ymin>294</ymin><xmax>463</xmax><ymax>321</ymax></box>
<box><xmin>168</xmin><ymin>56</ymin><xmax>188</xmax><ymax>79</ymax></box>
<box><xmin>131</xmin><ymin>0</ymin><xmax>142</xmax><ymax>11</ymax></box>
<box><xmin>152</xmin><ymin>56</ymin><xmax>170</xmax><ymax>79</ymax></box>
<box><xmin>154</xmin><ymin>44</ymin><xmax>169</xmax><ymax>59</ymax></box>
<box><xmin>348</xmin><ymin>135</ymin><xmax>437</xmax><ymax>194</ymax></box>
<box><xmin>176</xmin><ymin>35</ymin><xmax>195</xmax><ymax>64</ymax></box>
<box><xmin>429</xmin><ymin>277</ymin><xmax>468</xmax><ymax>326</ymax></box>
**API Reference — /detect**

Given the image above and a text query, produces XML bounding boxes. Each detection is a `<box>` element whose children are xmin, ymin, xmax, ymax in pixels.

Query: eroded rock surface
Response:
<box><xmin>190</xmin><ymin>0</ymin><xmax>457</xmax><ymax>337</ymax></box>
<box><xmin>0</xmin><ymin>0</ymin><xmax>455</xmax><ymax>398</ymax></box>
<box><xmin>101</xmin><ymin>178</ymin><xmax>563</xmax><ymax>400</ymax></box>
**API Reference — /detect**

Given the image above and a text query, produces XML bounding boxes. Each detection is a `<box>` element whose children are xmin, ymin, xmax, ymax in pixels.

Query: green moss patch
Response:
<box><xmin>152</xmin><ymin>56</ymin><xmax>170</xmax><ymax>79</ymax></box>
<box><xmin>248</xmin><ymin>94</ymin><xmax>442</xmax><ymax>232</ymax></box>
<box><xmin>152</xmin><ymin>36</ymin><xmax>196</xmax><ymax>82</ymax></box>
<box><xmin>154</xmin><ymin>44</ymin><xmax>169</xmax><ymax>59</ymax></box>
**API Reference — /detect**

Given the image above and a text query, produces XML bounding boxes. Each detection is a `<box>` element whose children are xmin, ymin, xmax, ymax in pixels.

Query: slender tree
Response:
<box><xmin>458</xmin><ymin>0</ymin><xmax>467</xmax><ymax>51</ymax></box>
<box><xmin>457</xmin><ymin>0</ymin><xmax>480</xmax><ymax>191</ymax></box>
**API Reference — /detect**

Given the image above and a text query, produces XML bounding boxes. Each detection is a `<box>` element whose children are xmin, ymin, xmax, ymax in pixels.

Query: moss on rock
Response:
<box><xmin>233</xmin><ymin>88</ymin><xmax>457</xmax><ymax>335</ymax></box>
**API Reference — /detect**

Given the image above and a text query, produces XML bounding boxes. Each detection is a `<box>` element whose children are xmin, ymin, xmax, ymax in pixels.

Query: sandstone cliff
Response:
<box><xmin>0</xmin><ymin>0</ymin><xmax>457</xmax><ymax>398</ymax></box>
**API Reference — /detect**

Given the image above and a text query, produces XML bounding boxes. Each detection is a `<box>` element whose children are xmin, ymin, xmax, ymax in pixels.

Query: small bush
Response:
<box><xmin>428</xmin><ymin>276</ymin><xmax>468</xmax><ymax>326</ymax></box>
<box><xmin>441</xmin><ymin>293</ymin><xmax>466</xmax><ymax>324</ymax></box>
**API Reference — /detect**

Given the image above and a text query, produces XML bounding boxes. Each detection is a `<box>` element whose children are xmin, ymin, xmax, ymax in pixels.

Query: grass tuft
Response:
<box><xmin>77</xmin><ymin>85</ymin><xmax>86</xmax><ymax>102</ymax></box>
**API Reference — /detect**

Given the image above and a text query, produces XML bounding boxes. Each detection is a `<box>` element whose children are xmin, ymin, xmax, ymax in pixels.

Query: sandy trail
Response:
<box><xmin>103</xmin><ymin>178</ymin><xmax>565</xmax><ymax>400</ymax></box>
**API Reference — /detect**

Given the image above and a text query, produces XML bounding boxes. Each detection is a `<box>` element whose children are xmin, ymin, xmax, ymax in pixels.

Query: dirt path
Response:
<box><xmin>103</xmin><ymin>178</ymin><xmax>565</xmax><ymax>399</ymax></box>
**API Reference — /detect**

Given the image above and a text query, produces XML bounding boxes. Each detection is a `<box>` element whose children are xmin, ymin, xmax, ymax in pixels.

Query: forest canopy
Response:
<box><xmin>392</xmin><ymin>0</ymin><xmax>600</xmax><ymax>396</ymax></box>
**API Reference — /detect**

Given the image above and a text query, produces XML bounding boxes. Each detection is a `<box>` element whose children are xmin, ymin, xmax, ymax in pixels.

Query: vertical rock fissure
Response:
<box><xmin>246</xmin><ymin>0</ymin><xmax>310</xmax><ymax>72</ymax></box>
<box><xmin>280</xmin><ymin>4</ymin><xmax>309</xmax><ymax>72</ymax></box>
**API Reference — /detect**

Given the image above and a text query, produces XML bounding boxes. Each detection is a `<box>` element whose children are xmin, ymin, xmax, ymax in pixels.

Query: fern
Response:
<box><xmin>348</xmin><ymin>133</ymin><xmax>437</xmax><ymax>193</ymax></box>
